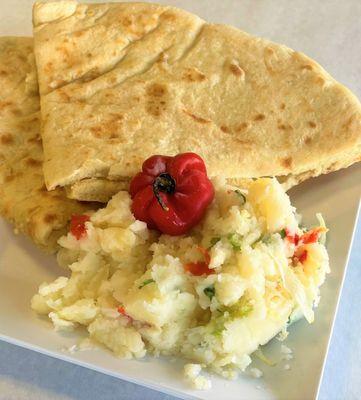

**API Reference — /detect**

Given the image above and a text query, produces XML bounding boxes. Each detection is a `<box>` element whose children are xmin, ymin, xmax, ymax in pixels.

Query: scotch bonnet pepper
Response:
<box><xmin>129</xmin><ymin>153</ymin><xmax>214</xmax><ymax>235</ymax></box>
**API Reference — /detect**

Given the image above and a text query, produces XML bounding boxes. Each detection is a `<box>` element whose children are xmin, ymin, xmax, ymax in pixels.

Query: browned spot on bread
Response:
<box><xmin>90</xmin><ymin>126</ymin><xmax>103</xmax><ymax>138</ymax></box>
<box><xmin>220</xmin><ymin>125</ymin><xmax>230</xmax><ymax>133</ymax></box>
<box><xmin>25</xmin><ymin>158</ymin><xmax>42</xmax><ymax>167</ymax></box>
<box><xmin>229</xmin><ymin>63</ymin><xmax>245</xmax><ymax>78</ymax></box>
<box><xmin>182</xmin><ymin>109</ymin><xmax>211</xmax><ymax>124</ymax></box>
<box><xmin>235</xmin><ymin>122</ymin><xmax>249</xmax><ymax>132</ymax></box>
<box><xmin>1</xmin><ymin>134</ymin><xmax>14</xmax><ymax>145</ymax></box>
<box><xmin>44</xmin><ymin>213</ymin><xmax>57</xmax><ymax>224</ymax></box>
<box><xmin>254</xmin><ymin>114</ymin><xmax>265</xmax><ymax>121</ymax></box>
<box><xmin>304</xmin><ymin>136</ymin><xmax>312</xmax><ymax>145</ymax></box>
<box><xmin>183</xmin><ymin>68</ymin><xmax>206</xmax><ymax>82</ymax></box>
<box><xmin>28</xmin><ymin>134</ymin><xmax>42</xmax><ymax>145</ymax></box>
<box><xmin>281</xmin><ymin>157</ymin><xmax>293</xmax><ymax>169</ymax></box>
<box><xmin>4</xmin><ymin>174</ymin><xmax>15</xmax><ymax>183</ymax></box>
<box><xmin>86</xmin><ymin>52</ymin><xmax>93</xmax><ymax>58</ymax></box>
<box><xmin>278</xmin><ymin>123</ymin><xmax>293</xmax><ymax>131</ymax></box>
<box><xmin>74</xmin><ymin>30</ymin><xmax>85</xmax><ymax>37</ymax></box>
<box><xmin>147</xmin><ymin>83</ymin><xmax>166</xmax><ymax>97</ymax></box>
<box><xmin>0</xmin><ymin>101</ymin><xmax>13</xmax><ymax>110</ymax></box>
<box><xmin>146</xmin><ymin>83</ymin><xmax>168</xmax><ymax>117</ymax></box>
<box><xmin>301</xmin><ymin>65</ymin><xmax>313</xmax><ymax>71</ymax></box>
<box><xmin>308</xmin><ymin>121</ymin><xmax>316</xmax><ymax>128</ymax></box>
<box><xmin>316</xmin><ymin>76</ymin><xmax>325</xmax><ymax>85</ymax></box>
<box><xmin>0</xmin><ymin>70</ymin><xmax>7</xmax><ymax>76</ymax></box>
<box><xmin>11</xmin><ymin>108</ymin><xmax>22</xmax><ymax>117</ymax></box>
<box><xmin>342</xmin><ymin>116</ymin><xmax>354</xmax><ymax>130</ymax></box>
<box><xmin>280</xmin><ymin>103</ymin><xmax>286</xmax><ymax>110</ymax></box>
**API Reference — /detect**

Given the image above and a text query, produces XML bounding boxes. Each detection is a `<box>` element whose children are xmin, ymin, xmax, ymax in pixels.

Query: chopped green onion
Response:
<box><xmin>203</xmin><ymin>285</ymin><xmax>215</xmax><ymax>300</ymax></box>
<box><xmin>138</xmin><ymin>279</ymin><xmax>155</xmax><ymax>289</ymax></box>
<box><xmin>280</xmin><ymin>229</ymin><xmax>287</xmax><ymax>239</ymax></box>
<box><xmin>228</xmin><ymin>233</ymin><xmax>242</xmax><ymax>250</ymax></box>
<box><xmin>234</xmin><ymin>189</ymin><xmax>246</xmax><ymax>205</ymax></box>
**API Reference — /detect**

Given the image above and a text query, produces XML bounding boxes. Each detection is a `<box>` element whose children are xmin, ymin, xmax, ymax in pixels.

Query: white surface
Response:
<box><xmin>0</xmin><ymin>1</ymin><xmax>361</xmax><ymax>399</ymax></box>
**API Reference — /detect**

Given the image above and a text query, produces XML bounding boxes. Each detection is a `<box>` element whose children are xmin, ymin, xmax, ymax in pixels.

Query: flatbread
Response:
<box><xmin>66</xmin><ymin>177</ymin><xmax>129</xmax><ymax>202</ymax></box>
<box><xmin>33</xmin><ymin>1</ymin><xmax>361</xmax><ymax>201</ymax></box>
<box><xmin>0</xmin><ymin>37</ymin><xmax>96</xmax><ymax>252</ymax></box>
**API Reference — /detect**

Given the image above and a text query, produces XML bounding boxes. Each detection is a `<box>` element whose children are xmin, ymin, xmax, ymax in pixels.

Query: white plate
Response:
<box><xmin>1</xmin><ymin>164</ymin><xmax>360</xmax><ymax>400</ymax></box>
<box><xmin>1</xmin><ymin>1</ymin><xmax>360</xmax><ymax>399</ymax></box>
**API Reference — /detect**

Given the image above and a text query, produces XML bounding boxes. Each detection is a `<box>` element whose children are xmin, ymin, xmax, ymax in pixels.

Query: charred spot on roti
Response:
<box><xmin>0</xmin><ymin>70</ymin><xmax>8</xmax><ymax>76</ymax></box>
<box><xmin>301</xmin><ymin>65</ymin><xmax>313</xmax><ymax>71</ymax></box>
<box><xmin>0</xmin><ymin>101</ymin><xmax>13</xmax><ymax>110</ymax></box>
<box><xmin>281</xmin><ymin>157</ymin><xmax>293</xmax><ymax>169</ymax></box>
<box><xmin>11</xmin><ymin>108</ymin><xmax>22</xmax><ymax>117</ymax></box>
<box><xmin>220</xmin><ymin>125</ymin><xmax>230</xmax><ymax>133</ymax></box>
<box><xmin>146</xmin><ymin>83</ymin><xmax>168</xmax><ymax>117</ymax></box>
<box><xmin>74</xmin><ymin>30</ymin><xmax>86</xmax><ymax>38</ymax></box>
<box><xmin>183</xmin><ymin>68</ymin><xmax>206</xmax><ymax>82</ymax></box>
<box><xmin>44</xmin><ymin>213</ymin><xmax>57</xmax><ymax>224</ymax></box>
<box><xmin>229</xmin><ymin>62</ymin><xmax>245</xmax><ymax>78</ymax></box>
<box><xmin>25</xmin><ymin>157</ymin><xmax>42</xmax><ymax>167</ymax></box>
<box><xmin>278</xmin><ymin>122</ymin><xmax>293</xmax><ymax>131</ymax></box>
<box><xmin>280</xmin><ymin>103</ymin><xmax>286</xmax><ymax>110</ymax></box>
<box><xmin>253</xmin><ymin>114</ymin><xmax>265</xmax><ymax>121</ymax></box>
<box><xmin>308</xmin><ymin>121</ymin><xmax>317</xmax><ymax>128</ymax></box>
<box><xmin>28</xmin><ymin>134</ymin><xmax>42</xmax><ymax>145</ymax></box>
<box><xmin>182</xmin><ymin>109</ymin><xmax>211</xmax><ymax>124</ymax></box>
<box><xmin>304</xmin><ymin>136</ymin><xmax>312</xmax><ymax>145</ymax></box>
<box><xmin>1</xmin><ymin>133</ymin><xmax>14</xmax><ymax>145</ymax></box>
<box><xmin>235</xmin><ymin>122</ymin><xmax>249</xmax><ymax>132</ymax></box>
<box><xmin>4</xmin><ymin>174</ymin><xmax>15</xmax><ymax>183</ymax></box>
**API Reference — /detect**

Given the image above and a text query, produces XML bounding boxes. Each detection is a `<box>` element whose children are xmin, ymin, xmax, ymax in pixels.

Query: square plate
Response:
<box><xmin>1</xmin><ymin>1</ymin><xmax>360</xmax><ymax>399</ymax></box>
<box><xmin>1</xmin><ymin>164</ymin><xmax>360</xmax><ymax>400</ymax></box>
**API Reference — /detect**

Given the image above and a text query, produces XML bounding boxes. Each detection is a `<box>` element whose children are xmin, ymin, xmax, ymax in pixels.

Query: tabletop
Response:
<box><xmin>0</xmin><ymin>0</ymin><xmax>360</xmax><ymax>399</ymax></box>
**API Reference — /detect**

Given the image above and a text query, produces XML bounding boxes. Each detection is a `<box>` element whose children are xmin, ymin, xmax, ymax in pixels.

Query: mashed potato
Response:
<box><xmin>31</xmin><ymin>178</ymin><xmax>329</xmax><ymax>382</ymax></box>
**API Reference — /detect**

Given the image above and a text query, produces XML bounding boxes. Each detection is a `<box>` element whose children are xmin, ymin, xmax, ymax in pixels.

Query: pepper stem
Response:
<box><xmin>153</xmin><ymin>173</ymin><xmax>176</xmax><ymax>211</ymax></box>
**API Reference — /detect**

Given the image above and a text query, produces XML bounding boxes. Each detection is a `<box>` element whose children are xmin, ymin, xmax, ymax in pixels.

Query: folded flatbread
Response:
<box><xmin>33</xmin><ymin>1</ymin><xmax>361</xmax><ymax>201</ymax></box>
<box><xmin>0</xmin><ymin>37</ymin><xmax>95</xmax><ymax>252</ymax></box>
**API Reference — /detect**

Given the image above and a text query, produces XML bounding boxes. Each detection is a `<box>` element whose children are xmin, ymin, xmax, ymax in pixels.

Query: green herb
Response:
<box><xmin>203</xmin><ymin>285</ymin><xmax>215</xmax><ymax>300</ymax></box>
<box><xmin>138</xmin><ymin>279</ymin><xmax>155</xmax><ymax>289</ymax></box>
<box><xmin>234</xmin><ymin>189</ymin><xmax>246</xmax><ymax>205</ymax></box>
<box><xmin>229</xmin><ymin>296</ymin><xmax>253</xmax><ymax>318</ymax></box>
<box><xmin>209</xmin><ymin>237</ymin><xmax>221</xmax><ymax>247</ymax></box>
<box><xmin>280</xmin><ymin>229</ymin><xmax>287</xmax><ymax>239</ymax></box>
<box><xmin>228</xmin><ymin>233</ymin><xmax>242</xmax><ymax>250</ymax></box>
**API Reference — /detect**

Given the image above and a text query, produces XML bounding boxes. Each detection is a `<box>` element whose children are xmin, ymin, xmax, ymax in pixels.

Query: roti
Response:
<box><xmin>32</xmin><ymin>1</ymin><xmax>361</xmax><ymax>201</ymax></box>
<box><xmin>0</xmin><ymin>37</ymin><xmax>95</xmax><ymax>252</ymax></box>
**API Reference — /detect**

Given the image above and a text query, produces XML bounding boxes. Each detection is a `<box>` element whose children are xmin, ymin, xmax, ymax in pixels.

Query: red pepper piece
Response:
<box><xmin>130</xmin><ymin>153</ymin><xmax>214</xmax><ymax>235</ymax></box>
<box><xmin>70</xmin><ymin>214</ymin><xmax>90</xmax><ymax>240</ymax></box>
<box><xmin>298</xmin><ymin>250</ymin><xmax>308</xmax><ymax>263</ymax></box>
<box><xmin>301</xmin><ymin>227</ymin><xmax>325</xmax><ymax>244</ymax></box>
<box><xmin>117</xmin><ymin>306</ymin><xmax>133</xmax><ymax>322</ymax></box>
<box><xmin>184</xmin><ymin>246</ymin><xmax>213</xmax><ymax>276</ymax></box>
<box><xmin>285</xmin><ymin>228</ymin><xmax>300</xmax><ymax>246</ymax></box>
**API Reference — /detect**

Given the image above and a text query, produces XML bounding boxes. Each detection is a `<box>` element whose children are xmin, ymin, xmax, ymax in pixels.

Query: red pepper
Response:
<box><xmin>130</xmin><ymin>153</ymin><xmax>214</xmax><ymax>235</ymax></box>
<box><xmin>70</xmin><ymin>214</ymin><xmax>90</xmax><ymax>240</ymax></box>
<box><xmin>117</xmin><ymin>306</ymin><xmax>133</xmax><ymax>322</ymax></box>
<box><xmin>301</xmin><ymin>227</ymin><xmax>325</xmax><ymax>244</ymax></box>
<box><xmin>285</xmin><ymin>228</ymin><xmax>300</xmax><ymax>246</ymax></box>
<box><xmin>184</xmin><ymin>246</ymin><xmax>213</xmax><ymax>276</ymax></box>
<box><xmin>298</xmin><ymin>250</ymin><xmax>308</xmax><ymax>263</ymax></box>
